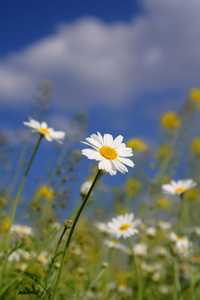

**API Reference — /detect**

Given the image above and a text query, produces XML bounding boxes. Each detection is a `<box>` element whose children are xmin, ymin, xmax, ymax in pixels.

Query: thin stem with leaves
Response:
<box><xmin>51</xmin><ymin>169</ymin><xmax>102</xmax><ymax>300</ymax></box>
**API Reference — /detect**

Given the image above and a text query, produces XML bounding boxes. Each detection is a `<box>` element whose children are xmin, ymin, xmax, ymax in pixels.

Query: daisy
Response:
<box><xmin>156</xmin><ymin>220</ymin><xmax>172</xmax><ymax>231</ymax></box>
<box><xmin>133</xmin><ymin>243</ymin><xmax>148</xmax><ymax>257</ymax></box>
<box><xmin>31</xmin><ymin>251</ymin><xmax>50</xmax><ymax>265</ymax></box>
<box><xmin>162</xmin><ymin>179</ymin><xmax>197</xmax><ymax>196</ymax></box>
<box><xmin>95</xmin><ymin>222</ymin><xmax>109</xmax><ymax>234</ymax></box>
<box><xmin>146</xmin><ymin>226</ymin><xmax>156</xmax><ymax>238</ymax></box>
<box><xmin>3</xmin><ymin>249</ymin><xmax>31</xmax><ymax>262</ymax></box>
<box><xmin>103</xmin><ymin>238</ymin><xmax>129</xmax><ymax>254</ymax></box>
<box><xmin>23</xmin><ymin>117</ymin><xmax>65</xmax><ymax>144</ymax></box>
<box><xmin>169</xmin><ymin>232</ymin><xmax>191</xmax><ymax>256</ymax></box>
<box><xmin>107</xmin><ymin>213</ymin><xmax>141</xmax><ymax>239</ymax></box>
<box><xmin>11</xmin><ymin>224</ymin><xmax>34</xmax><ymax>236</ymax></box>
<box><xmin>81</xmin><ymin>132</ymin><xmax>134</xmax><ymax>176</ymax></box>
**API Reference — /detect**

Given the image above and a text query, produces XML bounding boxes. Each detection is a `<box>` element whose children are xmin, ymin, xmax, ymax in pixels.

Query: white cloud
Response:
<box><xmin>0</xmin><ymin>0</ymin><xmax>200</xmax><ymax>110</ymax></box>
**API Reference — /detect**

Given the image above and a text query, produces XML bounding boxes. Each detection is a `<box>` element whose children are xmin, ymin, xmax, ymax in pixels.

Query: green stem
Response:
<box><xmin>180</xmin><ymin>195</ymin><xmax>195</xmax><ymax>300</ymax></box>
<box><xmin>51</xmin><ymin>169</ymin><xmax>102</xmax><ymax>300</ymax></box>
<box><xmin>128</xmin><ymin>238</ymin><xmax>142</xmax><ymax>300</ymax></box>
<box><xmin>173</xmin><ymin>255</ymin><xmax>181</xmax><ymax>300</ymax></box>
<box><xmin>0</xmin><ymin>134</ymin><xmax>43</xmax><ymax>284</ymax></box>
<box><xmin>46</xmin><ymin>225</ymin><xmax>68</xmax><ymax>285</ymax></box>
<box><xmin>179</xmin><ymin>194</ymin><xmax>188</xmax><ymax>233</ymax></box>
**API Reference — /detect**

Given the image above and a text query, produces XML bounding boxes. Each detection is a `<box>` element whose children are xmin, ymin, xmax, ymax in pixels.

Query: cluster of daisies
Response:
<box><xmin>24</xmin><ymin>118</ymin><xmax>135</xmax><ymax>176</ymax></box>
<box><xmin>23</xmin><ymin>117</ymin><xmax>198</xmax><ymax>258</ymax></box>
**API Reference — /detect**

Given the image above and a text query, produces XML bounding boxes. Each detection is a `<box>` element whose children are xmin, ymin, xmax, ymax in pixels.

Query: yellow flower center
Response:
<box><xmin>110</xmin><ymin>239</ymin><xmax>118</xmax><ymax>244</ymax></box>
<box><xmin>177</xmin><ymin>237</ymin><xmax>184</xmax><ymax>241</ymax></box>
<box><xmin>119</xmin><ymin>224</ymin><xmax>130</xmax><ymax>231</ymax></box>
<box><xmin>175</xmin><ymin>187</ymin><xmax>186</xmax><ymax>194</ymax></box>
<box><xmin>38</xmin><ymin>127</ymin><xmax>50</xmax><ymax>135</ymax></box>
<box><xmin>19</xmin><ymin>227</ymin><xmax>27</xmax><ymax>234</ymax></box>
<box><xmin>100</xmin><ymin>146</ymin><xmax>118</xmax><ymax>160</ymax></box>
<box><xmin>38</xmin><ymin>254</ymin><xmax>47</xmax><ymax>263</ymax></box>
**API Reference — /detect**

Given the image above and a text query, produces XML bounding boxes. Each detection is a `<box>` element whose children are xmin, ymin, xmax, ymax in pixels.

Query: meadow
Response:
<box><xmin>0</xmin><ymin>87</ymin><xmax>200</xmax><ymax>300</ymax></box>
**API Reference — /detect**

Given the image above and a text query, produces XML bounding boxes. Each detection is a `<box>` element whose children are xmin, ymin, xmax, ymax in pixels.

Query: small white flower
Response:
<box><xmin>146</xmin><ymin>226</ymin><xmax>156</xmax><ymax>238</ymax></box>
<box><xmin>142</xmin><ymin>262</ymin><xmax>162</xmax><ymax>274</ymax></box>
<box><xmin>103</xmin><ymin>239</ymin><xmax>129</xmax><ymax>254</ymax></box>
<box><xmin>192</xmin><ymin>226</ymin><xmax>200</xmax><ymax>235</ymax></box>
<box><xmin>169</xmin><ymin>232</ymin><xmax>191</xmax><ymax>256</ymax></box>
<box><xmin>107</xmin><ymin>213</ymin><xmax>141</xmax><ymax>239</ymax></box>
<box><xmin>162</xmin><ymin>179</ymin><xmax>197</xmax><ymax>196</ymax></box>
<box><xmin>156</xmin><ymin>220</ymin><xmax>172</xmax><ymax>231</ymax></box>
<box><xmin>133</xmin><ymin>243</ymin><xmax>148</xmax><ymax>257</ymax></box>
<box><xmin>33</xmin><ymin>251</ymin><xmax>50</xmax><ymax>265</ymax></box>
<box><xmin>159</xmin><ymin>286</ymin><xmax>171</xmax><ymax>295</ymax></box>
<box><xmin>80</xmin><ymin>180</ymin><xmax>93</xmax><ymax>197</ymax></box>
<box><xmin>154</xmin><ymin>246</ymin><xmax>168</xmax><ymax>258</ymax></box>
<box><xmin>23</xmin><ymin>117</ymin><xmax>65</xmax><ymax>144</ymax></box>
<box><xmin>11</xmin><ymin>224</ymin><xmax>33</xmax><ymax>236</ymax></box>
<box><xmin>7</xmin><ymin>249</ymin><xmax>31</xmax><ymax>262</ymax></box>
<box><xmin>51</xmin><ymin>222</ymin><xmax>61</xmax><ymax>230</ymax></box>
<box><xmin>95</xmin><ymin>222</ymin><xmax>109</xmax><ymax>234</ymax></box>
<box><xmin>81</xmin><ymin>132</ymin><xmax>134</xmax><ymax>176</ymax></box>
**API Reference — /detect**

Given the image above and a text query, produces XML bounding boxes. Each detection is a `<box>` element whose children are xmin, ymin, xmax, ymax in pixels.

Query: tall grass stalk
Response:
<box><xmin>0</xmin><ymin>134</ymin><xmax>43</xmax><ymax>284</ymax></box>
<box><xmin>173</xmin><ymin>255</ymin><xmax>181</xmax><ymax>300</ymax></box>
<box><xmin>51</xmin><ymin>169</ymin><xmax>102</xmax><ymax>300</ymax></box>
<box><xmin>180</xmin><ymin>194</ymin><xmax>195</xmax><ymax>300</ymax></box>
<box><xmin>128</xmin><ymin>238</ymin><xmax>142</xmax><ymax>300</ymax></box>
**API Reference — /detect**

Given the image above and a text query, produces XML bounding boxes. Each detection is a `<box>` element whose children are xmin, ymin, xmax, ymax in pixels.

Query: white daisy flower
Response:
<box><xmin>107</xmin><ymin>213</ymin><xmax>141</xmax><ymax>239</ymax></box>
<box><xmin>146</xmin><ymin>226</ymin><xmax>156</xmax><ymax>238</ymax></box>
<box><xmin>169</xmin><ymin>232</ymin><xmax>191</xmax><ymax>256</ymax></box>
<box><xmin>6</xmin><ymin>249</ymin><xmax>31</xmax><ymax>262</ymax></box>
<box><xmin>95</xmin><ymin>222</ymin><xmax>109</xmax><ymax>234</ymax></box>
<box><xmin>103</xmin><ymin>238</ymin><xmax>129</xmax><ymax>254</ymax></box>
<box><xmin>81</xmin><ymin>132</ymin><xmax>134</xmax><ymax>176</ymax></box>
<box><xmin>162</xmin><ymin>179</ymin><xmax>197</xmax><ymax>196</ymax></box>
<box><xmin>31</xmin><ymin>251</ymin><xmax>50</xmax><ymax>265</ymax></box>
<box><xmin>133</xmin><ymin>243</ymin><xmax>148</xmax><ymax>257</ymax></box>
<box><xmin>156</xmin><ymin>220</ymin><xmax>172</xmax><ymax>231</ymax></box>
<box><xmin>154</xmin><ymin>246</ymin><xmax>168</xmax><ymax>258</ymax></box>
<box><xmin>11</xmin><ymin>224</ymin><xmax>34</xmax><ymax>236</ymax></box>
<box><xmin>23</xmin><ymin>117</ymin><xmax>65</xmax><ymax>144</ymax></box>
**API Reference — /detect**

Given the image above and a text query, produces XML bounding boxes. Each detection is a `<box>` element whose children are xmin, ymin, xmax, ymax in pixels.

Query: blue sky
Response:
<box><xmin>1</xmin><ymin>0</ymin><xmax>200</xmax><ymax>149</ymax></box>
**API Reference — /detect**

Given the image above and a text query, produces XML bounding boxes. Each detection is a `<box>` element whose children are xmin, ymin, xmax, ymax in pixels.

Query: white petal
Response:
<box><xmin>112</xmin><ymin>135</ymin><xmax>123</xmax><ymax>148</ymax></box>
<box><xmin>97</xmin><ymin>132</ymin><xmax>104</xmax><ymax>144</ymax></box>
<box><xmin>86</xmin><ymin>136</ymin><xmax>102</xmax><ymax>149</ymax></box>
<box><xmin>103</xmin><ymin>134</ymin><xmax>113</xmax><ymax>146</ymax></box>
<box><xmin>50</xmin><ymin>131</ymin><xmax>65</xmax><ymax>140</ymax></box>
<box><xmin>113</xmin><ymin>160</ymin><xmax>128</xmax><ymax>174</ymax></box>
<box><xmin>117</xmin><ymin>147</ymin><xmax>133</xmax><ymax>157</ymax></box>
<box><xmin>45</xmin><ymin>135</ymin><xmax>53</xmax><ymax>141</ymax></box>
<box><xmin>41</xmin><ymin>121</ymin><xmax>48</xmax><ymax>128</ymax></box>
<box><xmin>117</xmin><ymin>157</ymin><xmax>134</xmax><ymax>167</ymax></box>
<box><xmin>82</xmin><ymin>149</ymin><xmax>101</xmax><ymax>160</ymax></box>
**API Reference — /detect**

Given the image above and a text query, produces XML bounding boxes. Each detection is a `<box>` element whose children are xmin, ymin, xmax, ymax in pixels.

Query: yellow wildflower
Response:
<box><xmin>34</xmin><ymin>185</ymin><xmax>54</xmax><ymax>202</ymax></box>
<box><xmin>189</xmin><ymin>88</ymin><xmax>200</xmax><ymax>109</ymax></box>
<box><xmin>156</xmin><ymin>197</ymin><xmax>170</xmax><ymax>209</ymax></box>
<box><xmin>190</xmin><ymin>137</ymin><xmax>200</xmax><ymax>155</ymax></box>
<box><xmin>184</xmin><ymin>188</ymin><xmax>199</xmax><ymax>204</ymax></box>
<box><xmin>160</xmin><ymin>111</ymin><xmax>181</xmax><ymax>131</ymax></box>
<box><xmin>127</xmin><ymin>138</ymin><xmax>148</xmax><ymax>153</ymax></box>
